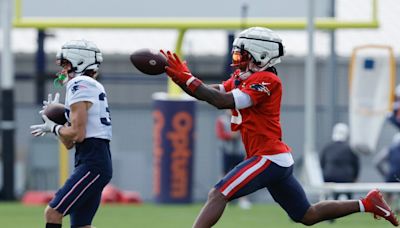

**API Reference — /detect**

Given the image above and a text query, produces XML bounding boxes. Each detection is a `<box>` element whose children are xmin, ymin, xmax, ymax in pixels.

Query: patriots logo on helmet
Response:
<box><xmin>250</xmin><ymin>82</ymin><xmax>271</xmax><ymax>95</ymax></box>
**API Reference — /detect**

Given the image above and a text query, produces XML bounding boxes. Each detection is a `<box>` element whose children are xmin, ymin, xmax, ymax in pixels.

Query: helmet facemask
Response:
<box><xmin>231</xmin><ymin>47</ymin><xmax>252</xmax><ymax>72</ymax></box>
<box><xmin>231</xmin><ymin>27</ymin><xmax>285</xmax><ymax>79</ymax></box>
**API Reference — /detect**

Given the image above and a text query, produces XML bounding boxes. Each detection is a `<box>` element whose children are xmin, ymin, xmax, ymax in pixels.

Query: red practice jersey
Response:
<box><xmin>222</xmin><ymin>71</ymin><xmax>291</xmax><ymax>157</ymax></box>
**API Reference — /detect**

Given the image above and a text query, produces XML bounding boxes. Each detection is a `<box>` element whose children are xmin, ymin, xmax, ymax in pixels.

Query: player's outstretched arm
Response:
<box><xmin>192</xmin><ymin>84</ymin><xmax>235</xmax><ymax>109</ymax></box>
<box><xmin>174</xmin><ymin>81</ymin><xmax>234</xmax><ymax>109</ymax></box>
<box><xmin>161</xmin><ymin>50</ymin><xmax>235</xmax><ymax>109</ymax></box>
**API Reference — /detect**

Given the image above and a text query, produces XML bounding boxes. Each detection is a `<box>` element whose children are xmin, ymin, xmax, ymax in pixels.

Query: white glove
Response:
<box><xmin>30</xmin><ymin>115</ymin><xmax>61</xmax><ymax>137</ymax></box>
<box><xmin>39</xmin><ymin>93</ymin><xmax>60</xmax><ymax>115</ymax></box>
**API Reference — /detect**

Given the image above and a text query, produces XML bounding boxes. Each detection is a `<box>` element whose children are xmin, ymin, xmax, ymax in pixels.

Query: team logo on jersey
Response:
<box><xmin>250</xmin><ymin>82</ymin><xmax>271</xmax><ymax>95</ymax></box>
<box><xmin>71</xmin><ymin>84</ymin><xmax>87</xmax><ymax>94</ymax></box>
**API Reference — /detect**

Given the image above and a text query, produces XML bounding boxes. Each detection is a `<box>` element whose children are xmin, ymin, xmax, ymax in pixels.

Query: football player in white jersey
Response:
<box><xmin>30</xmin><ymin>40</ymin><xmax>112</xmax><ymax>228</ymax></box>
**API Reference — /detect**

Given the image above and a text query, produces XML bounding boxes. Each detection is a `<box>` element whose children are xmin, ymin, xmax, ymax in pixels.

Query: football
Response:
<box><xmin>44</xmin><ymin>103</ymin><xmax>67</xmax><ymax>125</ymax></box>
<box><xmin>129</xmin><ymin>48</ymin><xmax>167</xmax><ymax>75</ymax></box>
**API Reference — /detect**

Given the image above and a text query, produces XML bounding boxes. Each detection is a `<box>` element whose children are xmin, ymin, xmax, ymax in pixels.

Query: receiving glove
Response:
<box><xmin>160</xmin><ymin>50</ymin><xmax>202</xmax><ymax>93</ymax></box>
<box><xmin>39</xmin><ymin>93</ymin><xmax>60</xmax><ymax>115</ymax></box>
<box><xmin>30</xmin><ymin>115</ymin><xmax>61</xmax><ymax>137</ymax></box>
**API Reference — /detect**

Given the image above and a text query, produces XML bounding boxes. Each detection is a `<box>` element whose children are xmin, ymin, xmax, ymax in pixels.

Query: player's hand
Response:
<box><xmin>160</xmin><ymin>50</ymin><xmax>203</xmax><ymax>93</ymax></box>
<box><xmin>30</xmin><ymin>115</ymin><xmax>59</xmax><ymax>137</ymax></box>
<box><xmin>39</xmin><ymin>93</ymin><xmax>60</xmax><ymax>115</ymax></box>
<box><xmin>160</xmin><ymin>50</ymin><xmax>192</xmax><ymax>85</ymax></box>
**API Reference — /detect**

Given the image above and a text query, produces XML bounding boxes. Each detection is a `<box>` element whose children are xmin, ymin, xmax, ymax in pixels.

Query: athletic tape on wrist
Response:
<box><xmin>186</xmin><ymin>76</ymin><xmax>202</xmax><ymax>93</ymax></box>
<box><xmin>53</xmin><ymin>125</ymin><xmax>62</xmax><ymax>136</ymax></box>
<box><xmin>186</xmin><ymin>76</ymin><xmax>196</xmax><ymax>86</ymax></box>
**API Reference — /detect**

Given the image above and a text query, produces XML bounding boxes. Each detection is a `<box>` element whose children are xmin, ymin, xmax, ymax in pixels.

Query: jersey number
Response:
<box><xmin>99</xmin><ymin>92</ymin><xmax>111</xmax><ymax>126</ymax></box>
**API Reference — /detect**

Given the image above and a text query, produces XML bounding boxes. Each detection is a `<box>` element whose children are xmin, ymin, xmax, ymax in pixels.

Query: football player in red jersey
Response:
<box><xmin>161</xmin><ymin>27</ymin><xmax>399</xmax><ymax>228</ymax></box>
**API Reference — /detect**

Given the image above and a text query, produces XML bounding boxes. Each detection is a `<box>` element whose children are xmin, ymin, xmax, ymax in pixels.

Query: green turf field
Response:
<box><xmin>0</xmin><ymin>202</ymin><xmax>394</xmax><ymax>228</ymax></box>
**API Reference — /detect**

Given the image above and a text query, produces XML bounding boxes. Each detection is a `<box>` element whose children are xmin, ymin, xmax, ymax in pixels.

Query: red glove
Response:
<box><xmin>160</xmin><ymin>50</ymin><xmax>202</xmax><ymax>93</ymax></box>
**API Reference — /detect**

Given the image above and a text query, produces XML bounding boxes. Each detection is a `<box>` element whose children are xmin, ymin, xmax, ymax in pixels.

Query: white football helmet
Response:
<box><xmin>332</xmin><ymin>123</ymin><xmax>349</xmax><ymax>142</ymax></box>
<box><xmin>232</xmin><ymin>27</ymin><xmax>284</xmax><ymax>74</ymax></box>
<box><xmin>56</xmin><ymin>39</ymin><xmax>103</xmax><ymax>74</ymax></box>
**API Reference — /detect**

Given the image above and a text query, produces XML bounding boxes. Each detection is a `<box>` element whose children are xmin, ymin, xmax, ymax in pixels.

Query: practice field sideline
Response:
<box><xmin>0</xmin><ymin>202</ymin><xmax>394</xmax><ymax>227</ymax></box>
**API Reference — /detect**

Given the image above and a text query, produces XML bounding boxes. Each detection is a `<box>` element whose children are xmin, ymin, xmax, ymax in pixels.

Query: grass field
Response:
<box><xmin>0</xmin><ymin>202</ymin><xmax>394</xmax><ymax>228</ymax></box>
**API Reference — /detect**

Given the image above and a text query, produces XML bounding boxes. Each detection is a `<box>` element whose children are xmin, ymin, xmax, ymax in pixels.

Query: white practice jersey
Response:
<box><xmin>65</xmin><ymin>76</ymin><xmax>112</xmax><ymax>140</ymax></box>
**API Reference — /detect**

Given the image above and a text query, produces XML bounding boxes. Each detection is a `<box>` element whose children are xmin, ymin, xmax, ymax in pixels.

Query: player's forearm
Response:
<box><xmin>166</xmin><ymin>61</ymin><xmax>235</xmax><ymax>108</ymax></box>
<box><xmin>175</xmin><ymin>82</ymin><xmax>197</xmax><ymax>98</ymax></box>
<box><xmin>58</xmin><ymin>126</ymin><xmax>86</xmax><ymax>143</ymax></box>
<box><xmin>192</xmin><ymin>84</ymin><xmax>235</xmax><ymax>109</ymax></box>
<box><xmin>179</xmin><ymin>82</ymin><xmax>229</xmax><ymax>108</ymax></box>
<box><xmin>60</xmin><ymin>102</ymin><xmax>89</xmax><ymax>143</ymax></box>
<box><xmin>174</xmin><ymin>82</ymin><xmax>216</xmax><ymax>104</ymax></box>
<box><xmin>59</xmin><ymin>135</ymin><xmax>75</xmax><ymax>149</ymax></box>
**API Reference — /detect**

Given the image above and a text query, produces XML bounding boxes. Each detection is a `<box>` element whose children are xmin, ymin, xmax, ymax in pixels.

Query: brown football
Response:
<box><xmin>44</xmin><ymin>103</ymin><xmax>67</xmax><ymax>125</ymax></box>
<box><xmin>129</xmin><ymin>48</ymin><xmax>167</xmax><ymax>75</ymax></box>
